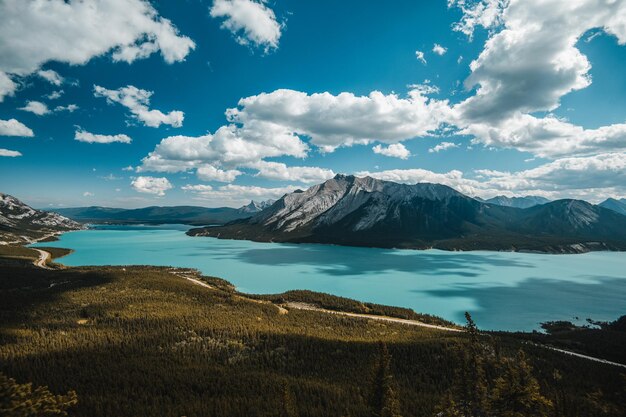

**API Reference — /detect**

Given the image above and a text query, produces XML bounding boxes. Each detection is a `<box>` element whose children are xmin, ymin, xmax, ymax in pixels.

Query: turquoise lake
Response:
<box><xmin>33</xmin><ymin>224</ymin><xmax>626</xmax><ymax>331</ymax></box>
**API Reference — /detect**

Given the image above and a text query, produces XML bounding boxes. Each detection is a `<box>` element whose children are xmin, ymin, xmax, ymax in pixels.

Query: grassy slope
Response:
<box><xmin>1</xmin><ymin>256</ymin><xmax>625</xmax><ymax>416</ymax></box>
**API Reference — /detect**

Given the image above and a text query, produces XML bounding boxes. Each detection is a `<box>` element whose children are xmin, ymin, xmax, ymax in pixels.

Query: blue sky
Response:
<box><xmin>1</xmin><ymin>0</ymin><xmax>625</xmax><ymax>208</ymax></box>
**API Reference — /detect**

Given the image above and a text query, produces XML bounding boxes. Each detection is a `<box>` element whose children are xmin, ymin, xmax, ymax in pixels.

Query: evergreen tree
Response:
<box><xmin>281</xmin><ymin>382</ymin><xmax>299</xmax><ymax>417</ymax></box>
<box><xmin>490</xmin><ymin>350</ymin><xmax>553</xmax><ymax>417</ymax></box>
<box><xmin>369</xmin><ymin>342</ymin><xmax>403</xmax><ymax>417</ymax></box>
<box><xmin>0</xmin><ymin>372</ymin><xmax>78</xmax><ymax>417</ymax></box>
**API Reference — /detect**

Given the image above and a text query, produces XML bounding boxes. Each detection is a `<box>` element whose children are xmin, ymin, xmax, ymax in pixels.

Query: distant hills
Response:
<box><xmin>188</xmin><ymin>175</ymin><xmax>626</xmax><ymax>253</ymax></box>
<box><xmin>51</xmin><ymin>200</ymin><xmax>274</xmax><ymax>225</ymax></box>
<box><xmin>599</xmin><ymin>198</ymin><xmax>626</xmax><ymax>216</ymax></box>
<box><xmin>479</xmin><ymin>195</ymin><xmax>551</xmax><ymax>209</ymax></box>
<box><xmin>0</xmin><ymin>193</ymin><xmax>82</xmax><ymax>244</ymax></box>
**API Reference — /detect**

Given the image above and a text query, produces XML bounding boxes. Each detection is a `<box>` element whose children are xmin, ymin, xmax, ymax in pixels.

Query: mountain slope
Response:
<box><xmin>0</xmin><ymin>193</ymin><xmax>83</xmax><ymax>244</ymax></box>
<box><xmin>484</xmin><ymin>195</ymin><xmax>550</xmax><ymax>209</ymax></box>
<box><xmin>599</xmin><ymin>198</ymin><xmax>626</xmax><ymax>216</ymax></box>
<box><xmin>188</xmin><ymin>175</ymin><xmax>626</xmax><ymax>253</ymax></box>
<box><xmin>53</xmin><ymin>203</ymin><xmax>270</xmax><ymax>225</ymax></box>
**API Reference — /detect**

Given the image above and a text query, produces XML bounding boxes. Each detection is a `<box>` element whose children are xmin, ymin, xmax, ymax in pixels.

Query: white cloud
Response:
<box><xmin>0</xmin><ymin>119</ymin><xmax>34</xmax><ymax>137</ymax></box>
<box><xmin>139</xmin><ymin>125</ymin><xmax>308</xmax><ymax>173</ymax></box>
<box><xmin>46</xmin><ymin>90</ymin><xmax>64</xmax><ymax>100</ymax></box>
<box><xmin>55</xmin><ymin>104</ymin><xmax>79</xmax><ymax>113</ymax></box>
<box><xmin>415</xmin><ymin>50</ymin><xmax>427</xmax><ymax>65</ymax></box>
<box><xmin>0</xmin><ymin>0</ymin><xmax>195</xmax><ymax>99</ymax></box>
<box><xmin>251</xmin><ymin>161</ymin><xmax>335</xmax><ymax>183</ymax></box>
<box><xmin>429</xmin><ymin>141</ymin><xmax>459</xmax><ymax>153</ymax></box>
<box><xmin>228</xmin><ymin>88</ymin><xmax>451</xmax><ymax>152</ymax></box>
<box><xmin>131</xmin><ymin>176</ymin><xmax>172</xmax><ymax>196</ymax></box>
<box><xmin>94</xmin><ymin>85</ymin><xmax>184</xmax><ymax>128</ymax></box>
<box><xmin>37</xmin><ymin>69</ymin><xmax>64</xmax><ymax>86</ymax></box>
<box><xmin>372</xmin><ymin>143</ymin><xmax>411</xmax><ymax>159</ymax></box>
<box><xmin>0</xmin><ymin>72</ymin><xmax>16</xmax><ymax>101</ymax></box>
<box><xmin>453</xmin><ymin>0</ymin><xmax>626</xmax><ymax>125</ymax></box>
<box><xmin>432</xmin><ymin>43</ymin><xmax>447</xmax><ymax>55</ymax></box>
<box><xmin>83</xmin><ymin>192</ymin><xmax>94</xmax><ymax>197</ymax></box>
<box><xmin>210</xmin><ymin>0</ymin><xmax>282</xmax><ymax>51</ymax></box>
<box><xmin>449</xmin><ymin>0</ymin><xmax>506</xmax><ymax>39</ymax></box>
<box><xmin>0</xmin><ymin>148</ymin><xmax>22</xmax><ymax>157</ymax></box>
<box><xmin>462</xmin><ymin>114</ymin><xmax>626</xmax><ymax>158</ymax></box>
<box><xmin>183</xmin><ymin>183</ymin><xmax>298</xmax><ymax>206</ymax></box>
<box><xmin>19</xmin><ymin>100</ymin><xmax>50</xmax><ymax>116</ymax></box>
<box><xmin>122</xmin><ymin>165</ymin><xmax>135</xmax><ymax>171</ymax></box>
<box><xmin>75</xmin><ymin>130</ymin><xmax>132</xmax><ymax>144</ymax></box>
<box><xmin>197</xmin><ymin>165</ymin><xmax>242</xmax><ymax>182</ymax></box>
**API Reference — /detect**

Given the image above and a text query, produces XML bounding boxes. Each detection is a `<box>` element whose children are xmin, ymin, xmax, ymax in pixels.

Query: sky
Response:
<box><xmin>1</xmin><ymin>0</ymin><xmax>625</xmax><ymax>208</ymax></box>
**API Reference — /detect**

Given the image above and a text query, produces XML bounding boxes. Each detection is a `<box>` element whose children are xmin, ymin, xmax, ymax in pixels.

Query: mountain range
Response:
<box><xmin>477</xmin><ymin>195</ymin><xmax>551</xmax><ymax>209</ymax></box>
<box><xmin>51</xmin><ymin>200</ymin><xmax>275</xmax><ymax>225</ymax></box>
<box><xmin>188</xmin><ymin>175</ymin><xmax>626</xmax><ymax>253</ymax></box>
<box><xmin>0</xmin><ymin>193</ymin><xmax>83</xmax><ymax>244</ymax></box>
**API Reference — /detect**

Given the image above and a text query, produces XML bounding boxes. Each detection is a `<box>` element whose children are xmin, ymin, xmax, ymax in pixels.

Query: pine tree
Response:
<box><xmin>0</xmin><ymin>372</ymin><xmax>78</xmax><ymax>417</ymax></box>
<box><xmin>369</xmin><ymin>342</ymin><xmax>403</xmax><ymax>417</ymax></box>
<box><xmin>490</xmin><ymin>350</ymin><xmax>553</xmax><ymax>417</ymax></box>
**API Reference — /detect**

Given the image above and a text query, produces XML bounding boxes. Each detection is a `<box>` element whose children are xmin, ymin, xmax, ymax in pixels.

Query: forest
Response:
<box><xmin>0</xmin><ymin>250</ymin><xmax>624</xmax><ymax>416</ymax></box>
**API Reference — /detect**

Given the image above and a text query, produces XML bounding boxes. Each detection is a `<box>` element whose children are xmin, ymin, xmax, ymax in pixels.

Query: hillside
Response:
<box><xmin>52</xmin><ymin>200</ymin><xmax>273</xmax><ymax>225</ymax></box>
<box><xmin>599</xmin><ymin>198</ymin><xmax>626</xmax><ymax>216</ymax></box>
<box><xmin>189</xmin><ymin>175</ymin><xmax>626</xmax><ymax>253</ymax></box>
<box><xmin>1</xmin><ymin>254</ymin><xmax>624</xmax><ymax>416</ymax></box>
<box><xmin>0</xmin><ymin>193</ymin><xmax>83</xmax><ymax>244</ymax></box>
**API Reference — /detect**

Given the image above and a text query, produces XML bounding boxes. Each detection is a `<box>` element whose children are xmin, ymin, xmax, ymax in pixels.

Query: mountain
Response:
<box><xmin>598</xmin><ymin>198</ymin><xmax>626</xmax><ymax>216</ymax></box>
<box><xmin>53</xmin><ymin>204</ymin><xmax>260</xmax><ymax>226</ymax></box>
<box><xmin>484</xmin><ymin>195</ymin><xmax>551</xmax><ymax>209</ymax></box>
<box><xmin>237</xmin><ymin>199</ymin><xmax>276</xmax><ymax>214</ymax></box>
<box><xmin>188</xmin><ymin>175</ymin><xmax>626</xmax><ymax>253</ymax></box>
<box><xmin>0</xmin><ymin>193</ymin><xmax>83</xmax><ymax>244</ymax></box>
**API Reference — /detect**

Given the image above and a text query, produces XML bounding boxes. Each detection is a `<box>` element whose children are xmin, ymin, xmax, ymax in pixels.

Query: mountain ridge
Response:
<box><xmin>188</xmin><ymin>175</ymin><xmax>626</xmax><ymax>253</ymax></box>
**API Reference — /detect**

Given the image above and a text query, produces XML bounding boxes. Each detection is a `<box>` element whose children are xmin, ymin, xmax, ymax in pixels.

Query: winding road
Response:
<box><xmin>32</xmin><ymin>248</ymin><xmax>51</xmax><ymax>269</ymax></box>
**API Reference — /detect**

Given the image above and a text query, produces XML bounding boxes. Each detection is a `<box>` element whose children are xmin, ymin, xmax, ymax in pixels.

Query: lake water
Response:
<box><xmin>32</xmin><ymin>224</ymin><xmax>626</xmax><ymax>331</ymax></box>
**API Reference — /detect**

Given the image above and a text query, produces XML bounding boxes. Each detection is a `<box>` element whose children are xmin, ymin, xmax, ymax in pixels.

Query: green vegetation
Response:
<box><xmin>251</xmin><ymin>290</ymin><xmax>457</xmax><ymax>327</ymax></box>
<box><xmin>0</xmin><ymin>372</ymin><xmax>77</xmax><ymax>416</ymax></box>
<box><xmin>0</xmin><ymin>256</ymin><xmax>624</xmax><ymax>416</ymax></box>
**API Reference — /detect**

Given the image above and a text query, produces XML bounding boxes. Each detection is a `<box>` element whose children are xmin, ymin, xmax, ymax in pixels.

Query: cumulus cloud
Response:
<box><xmin>462</xmin><ymin>114</ymin><xmax>626</xmax><ymax>158</ymax></box>
<box><xmin>415</xmin><ymin>50</ymin><xmax>427</xmax><ymax>64</ymax></box>
<box><xmin>453</xmin><ymin>0</ymin><xmax>626</xmax><ymax>125</ymax></box>
<box><xmin>139</xmin><ymin>125</ymin><xmax>308</xmax><ymax>173</ymax></box>
<box><xmin>0</xmin><ymin>72</ymin><xmax>17</xmax><ymax>101</ymax></box>
<box><xmin>210</xmin><ymin>0</ymin><xmax>282</xmax><ymax>51</ymax></box>
<box><xmin>228</xmin><ymin>88</ymin><xmax>451</xmax><ymax>152</ymax></box>
<box><xmin>372</xmin><ymin>143</ymin><xmax>411</xmax><ymax>159</ymax></box>
<box><xmin>19</xmin><ymin>100</ymin><xmax>50</xmax><ymax>116</ymax></box>
<box><xmin>251</xmin><ymin>161</ymin><xmax>336</xmax><ymax>183</ymax></box>
<box><xmin>131</xmin><ymin>176</ymin><xmax>172</xmax><ymax>196</ymax></box>
<box><xmin>75</xmin><ymin>130</ymin><xmax>132</xmax><ymax>144</ymax></box>
<box><xmin>46</xmin><ymin>90</ymin><xmax>64</xmax><ymax>100</ymax></box>
<box><xmin>0</xmin><ymin>148</ymin><xmax>22</xmax><ymax>157</ymax></box>
<box><xmin>37</xmin><ymin>69</ymin><xmax>64</xmax><ymax>86</ymax></box>
<box><xmin>432</xmin><ymin>43</ymin><xmax>447</xmax><ymax>55</ymax></box>
<box><xmin>0</xmin><ymin>0</ymin><xmax>195</xmax><ymax>101</ymax></box>
<box><xmin>197</xmin><ymin>165</ymin><xmax>242</xmax><ymax>182</ymax></box>
<box><xmin>94</xmin><ymin>85</ymin><xmax>184</xmax><ymax>128</ymax></box>
<box><xmin>429</xmin><ymin>141</ymin><xmax>459</xmax><ymax>153</ymax></box>
<box><xmin>83</xmin><ymin>191</ymin><xmax>94</xmax><ymax>197</ymax></box>
<box><xmin>182</xmin><ymin>183</ymin><xmax>298</xmax><ymax>206</ymax></box>
<box><xmin>0</xmin><ymin>119</ymin><xmax>34</xmax><ymax>137</ymax></box>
